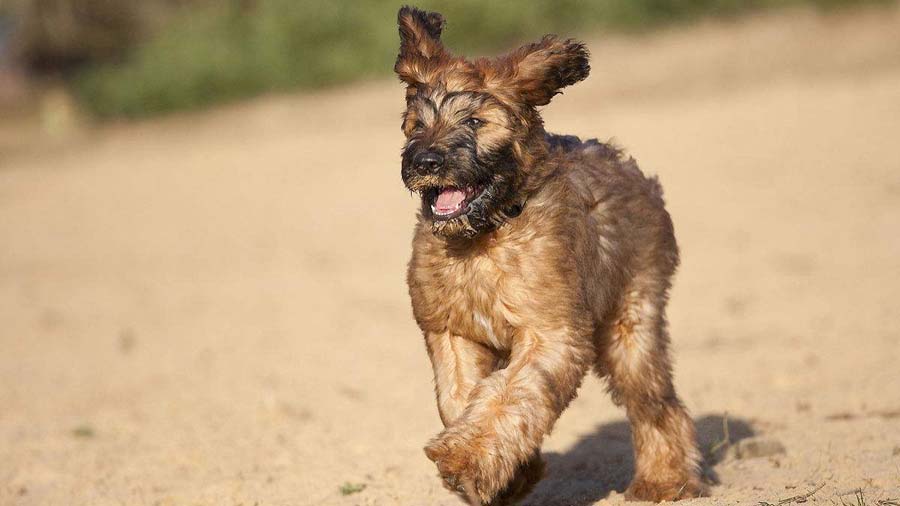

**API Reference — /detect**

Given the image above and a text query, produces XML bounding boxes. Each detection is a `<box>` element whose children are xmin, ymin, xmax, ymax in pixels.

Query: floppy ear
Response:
<box><xmin>494</xmin><ymin>35</ymin><xmax>590</xmax><ymax>106</ymax></box>
<box><xmin>394</xmin><ymin>6</ymin><xmax>447</xmax><ymax>86</ymax></box>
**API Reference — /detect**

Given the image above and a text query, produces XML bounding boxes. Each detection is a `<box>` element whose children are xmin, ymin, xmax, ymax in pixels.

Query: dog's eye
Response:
<box><xmin>464</xmin><ymin>117</ymin><xmax>484</xmax><ymax>129</ymax></box>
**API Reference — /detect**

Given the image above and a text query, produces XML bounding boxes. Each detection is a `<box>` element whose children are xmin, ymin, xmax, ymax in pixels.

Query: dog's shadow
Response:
<box><xmin>522</xmin><ymin>414</ymin><xmax>754</xmax><ymax>506</ymax></box>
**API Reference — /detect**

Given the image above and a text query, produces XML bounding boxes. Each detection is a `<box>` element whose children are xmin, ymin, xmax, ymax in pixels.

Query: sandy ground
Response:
<box><xmin>2</xmin><ymin>6</ymin><xmax>900</xmax><ymax>506</ymax></box>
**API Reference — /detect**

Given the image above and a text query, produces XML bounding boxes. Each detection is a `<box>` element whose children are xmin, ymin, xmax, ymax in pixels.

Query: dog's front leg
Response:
<box><xmin>425</xmin><ymin>327</ymin><xmax>593</xmax><ymax>505</ymax></box>
<box><xmin>425</xmin><ymin>331</ymin><xmax>498</xmax><ymax>427</ymax></box>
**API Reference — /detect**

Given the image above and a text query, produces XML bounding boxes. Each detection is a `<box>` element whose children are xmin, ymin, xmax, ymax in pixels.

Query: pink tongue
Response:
<box><xmin>435</xmin><ymin>188</ymin><xmax>466</xmax><ymax>213</ymax></box>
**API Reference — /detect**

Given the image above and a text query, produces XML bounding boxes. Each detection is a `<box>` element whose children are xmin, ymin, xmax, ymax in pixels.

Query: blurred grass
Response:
<box><xmin>72</xmin><ymin>0</ymin><xmax>894</xmax><ymax>118</ymax></box>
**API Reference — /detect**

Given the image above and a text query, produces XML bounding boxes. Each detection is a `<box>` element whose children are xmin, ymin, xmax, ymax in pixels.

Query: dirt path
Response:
<box><xmin>2</xmin><ymin>5</ymin><xmax>899</xmax><ymax>506</ymax></box>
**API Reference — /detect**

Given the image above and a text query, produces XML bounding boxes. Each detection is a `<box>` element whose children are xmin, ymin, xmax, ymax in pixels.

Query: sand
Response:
<box><xmin>1</xmin><ymin>5</ymin><xmax>899</xmax><ymax>506</ymax></box>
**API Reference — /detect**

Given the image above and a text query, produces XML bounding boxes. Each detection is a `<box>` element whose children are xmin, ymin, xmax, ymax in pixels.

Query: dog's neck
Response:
<box><xmin>515</xmin><ymin>129</ymin><xmax>556</xmax><ymax>199</ymax></box>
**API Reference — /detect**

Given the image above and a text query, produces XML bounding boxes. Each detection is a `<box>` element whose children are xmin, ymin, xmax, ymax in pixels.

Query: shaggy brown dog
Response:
<box><xmin>395</xmin><ymin>7</ymin><xmax>704</xmax><ymax>505</ymax></box>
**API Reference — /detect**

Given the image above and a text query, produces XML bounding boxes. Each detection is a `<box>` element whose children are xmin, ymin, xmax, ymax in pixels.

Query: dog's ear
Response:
<box><xmin>493</xmin><ymin>36</ymin><xmax>590</xmax><ymax>106</ymax></box>
<box><xmin>394</xmin><ymin>6</ymin><xmax>447</xmax><ymax>86</ymax></box>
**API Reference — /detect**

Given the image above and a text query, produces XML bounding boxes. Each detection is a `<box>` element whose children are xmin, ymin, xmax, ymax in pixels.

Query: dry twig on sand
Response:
<box><xmin>759</xmin><ymin>482</ymin><xmax>826</xmax><ymax>506</ymax></box>
<box><xmin>710</xmin><ymin>412</ymin><xmax>731</xmax><ymax>456</ymax></box>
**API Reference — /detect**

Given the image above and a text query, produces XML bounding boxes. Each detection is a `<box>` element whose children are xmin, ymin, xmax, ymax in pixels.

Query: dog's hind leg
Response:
<box><xmin>597</xmin><ymin>274</ymin><xmax>704</xmax><ymax>501</ymax></box>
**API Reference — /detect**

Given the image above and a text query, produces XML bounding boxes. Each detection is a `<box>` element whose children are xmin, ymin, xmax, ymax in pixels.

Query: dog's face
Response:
<box><xmin>400</xmin><ymin>84</ymin><xmax>522</xmax><ymax>238</ymax></box>
<box><xmin>395</xmin><ymin>7</ymin><xmax>590</xmax><ymax>239</ymax></box>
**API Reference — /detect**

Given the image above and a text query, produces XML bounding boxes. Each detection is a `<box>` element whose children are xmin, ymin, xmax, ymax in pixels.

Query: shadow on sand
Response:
<box><xmin>522</xmin><ymin>414</ymin><xmax>754</xmax><ymax>506</ymax></box>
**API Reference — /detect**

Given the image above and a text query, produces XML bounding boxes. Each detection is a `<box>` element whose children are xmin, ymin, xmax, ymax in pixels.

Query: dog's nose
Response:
<box><xmin>414</xmin><ymin>151</ymin><xmax>444</xmax><ymax>173</ymax></box>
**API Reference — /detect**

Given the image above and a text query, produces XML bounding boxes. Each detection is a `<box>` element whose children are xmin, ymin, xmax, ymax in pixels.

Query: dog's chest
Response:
<box><xmin>435</xmin><ymin>257</ymin><xmax>514</xmax><ymax>350</ymax></box>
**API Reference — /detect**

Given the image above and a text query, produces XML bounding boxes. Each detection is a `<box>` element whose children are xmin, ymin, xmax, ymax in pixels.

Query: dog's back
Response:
<box><xmin>547</xmin><ymin>132</ymin><xmax>680</xmax><ymax>281</ymax></box>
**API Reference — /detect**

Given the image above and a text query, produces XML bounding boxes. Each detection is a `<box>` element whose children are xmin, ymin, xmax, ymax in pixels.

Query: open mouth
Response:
<box><xmin>425</xmin><ymin>185</ymin><xmax>484</xmax><ymax>220</ymax></box>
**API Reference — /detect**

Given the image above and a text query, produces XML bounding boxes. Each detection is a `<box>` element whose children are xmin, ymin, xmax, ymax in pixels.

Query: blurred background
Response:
<box><xmin>1</xmin><ymin>1</ymin><xmax>899</xmax><ymax>505</ymax></box>
<box><xmin>0</xmin><ymin>0</ymin><xmax>896</xmax><ymax>120</ymax></box>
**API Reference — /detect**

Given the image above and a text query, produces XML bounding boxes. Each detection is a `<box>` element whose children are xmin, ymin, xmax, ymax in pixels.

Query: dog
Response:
<box><xmin>395</xmin><ymin>7</ymin><xmax>704</xmax><ymax>505</ymax></box>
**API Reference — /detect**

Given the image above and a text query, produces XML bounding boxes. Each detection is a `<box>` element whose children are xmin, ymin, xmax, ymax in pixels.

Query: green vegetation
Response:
<box><xmin>71</xmin><ymin>0</ymin><xmax>894</xmax><ymax>118</ymax></box>
<box><xmin>338</xmin><ymin>482</ymin><xmax>366</xmax><ymax>496</ymax></box>
<box><xmin>71</xmin><ymin>424</ymin><xmax>96</xmax><ymax>438</ymax></box>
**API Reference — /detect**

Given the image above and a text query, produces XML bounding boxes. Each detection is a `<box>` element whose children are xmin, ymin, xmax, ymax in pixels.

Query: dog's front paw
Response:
<box><xmin>424</xmin><ymin>428</ymin><xmax>509</xmax><ymax>505</ymax></box>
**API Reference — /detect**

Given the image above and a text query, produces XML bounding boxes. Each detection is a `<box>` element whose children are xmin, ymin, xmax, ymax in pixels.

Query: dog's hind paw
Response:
<box><xmin>624</xmin><ymin>475</ymin><xmax>706</xmax><ymax>502</ymax></box>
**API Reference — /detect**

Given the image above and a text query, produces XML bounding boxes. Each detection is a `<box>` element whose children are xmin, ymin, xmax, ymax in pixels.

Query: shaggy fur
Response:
<box><xmin>395</xmin><ymin>6</ymin><xmax>704</xmax><ymax>505</ymax></box>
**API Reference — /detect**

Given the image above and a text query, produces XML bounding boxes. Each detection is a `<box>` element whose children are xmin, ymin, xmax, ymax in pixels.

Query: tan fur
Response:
<box><xmin>395</xmin><ymin>7</ymin><xmax>704</xmax><ymax>504</ymax></box>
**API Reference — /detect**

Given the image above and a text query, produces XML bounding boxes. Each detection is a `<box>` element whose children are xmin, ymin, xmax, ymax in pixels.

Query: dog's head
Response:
<box><xmin>395</xmin><ymin>6</ymin><xmax>590</xmax><ymax>239</ymax></box>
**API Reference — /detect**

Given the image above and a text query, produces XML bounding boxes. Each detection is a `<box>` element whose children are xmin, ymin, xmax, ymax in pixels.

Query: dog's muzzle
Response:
<box><xmin>413</xmin><ymin>151</ymin><xmax>445</xmax><ymax>174</ymax></box>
